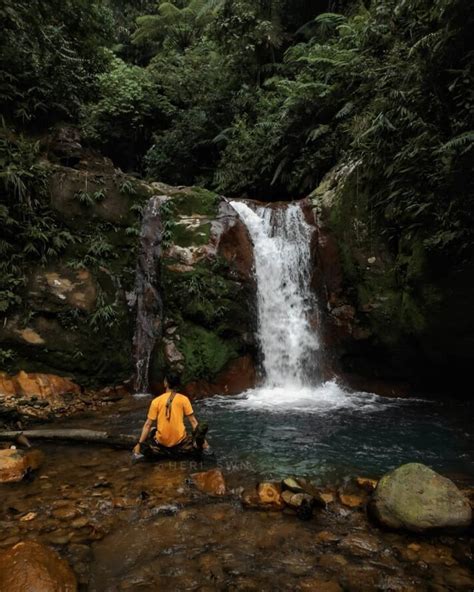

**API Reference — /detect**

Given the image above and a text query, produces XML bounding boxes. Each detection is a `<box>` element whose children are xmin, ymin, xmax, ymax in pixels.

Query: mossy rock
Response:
<box><xmin>371</xmin><ymin>463</ymin><xmax>472</xmax><ymax>532</ymax></box>
<box><xmin>177</xmin><ymin>323</ymin><xmax>239</xmax><ymax>384</ymax></box>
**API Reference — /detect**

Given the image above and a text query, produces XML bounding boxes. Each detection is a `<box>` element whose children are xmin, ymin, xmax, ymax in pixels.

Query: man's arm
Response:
<box><xmin>186</xmin><ymin>413</ymin><xmax>198</xmax><ymax>430</ymax></box>
<box><xmin>186</xmin><ymin>413</ymin><xmax>209</xmax><ymax>449</ymax></box>
<box><xmin>133</xmin><ymin>418</ymin><xmax>153</xmax><ymax>454</ymax></box>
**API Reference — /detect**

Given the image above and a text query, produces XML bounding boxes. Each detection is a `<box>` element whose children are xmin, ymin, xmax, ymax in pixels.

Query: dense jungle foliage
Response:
<box><xmin>1</xmin><ymin>0</ymin><xmax>473</xmax><ymax>323</ymax></box>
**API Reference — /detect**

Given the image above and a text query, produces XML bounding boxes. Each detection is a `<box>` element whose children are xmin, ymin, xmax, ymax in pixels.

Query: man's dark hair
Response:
<box><xmin>167</xmin><ymin>374</ymin><xmax>181</xmax><ymax>390</ymax></box>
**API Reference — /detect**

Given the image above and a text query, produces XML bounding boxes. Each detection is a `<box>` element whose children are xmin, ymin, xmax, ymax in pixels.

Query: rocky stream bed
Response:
<box><xmin>0</xmin><ymin>394</ymin><xmax>473</xmax><ymax>592</ymax></box>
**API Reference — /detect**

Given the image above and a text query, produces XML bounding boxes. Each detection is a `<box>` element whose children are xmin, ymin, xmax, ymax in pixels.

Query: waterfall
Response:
<box><xmin>230</xmin><ymin>201</ymin><xmax>320</xmax><ymax>388</ymax></box>
<box><xmin>131</xmin><ymin>196</ymin><xmax>164</xmax><ymax>393</ymax></box>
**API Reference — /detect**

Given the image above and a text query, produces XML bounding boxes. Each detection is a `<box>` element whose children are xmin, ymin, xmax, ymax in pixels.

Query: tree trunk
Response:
<box><xmin>0</xmin><ymin>429</ymin><xmax>136</xmax><ymax>449</ymax></box>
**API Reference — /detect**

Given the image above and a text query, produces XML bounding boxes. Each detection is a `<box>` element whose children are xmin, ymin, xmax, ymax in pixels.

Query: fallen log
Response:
<box><xmin>0</xmin><ymin>429</ymin><xmax>136</xmax><ymax>449</ymax></box>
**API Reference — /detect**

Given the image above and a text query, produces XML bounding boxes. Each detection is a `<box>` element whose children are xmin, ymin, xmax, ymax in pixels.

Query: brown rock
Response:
<box><xmin>339</xmin><ymin>563</ymin><xmax>380</xmax><ymax>592</ymax></box>
<box><xmin>28</xmin><ymin>268</ymin><xmax>97</xmax><ymax>313</ymax></box>
<box><xmin>191</xmin><ymin>469</ymin><xmax>226</xmax><ymax>496</ymax></box>
<box><xmin>339</xmin><ymin>533</ymin><xmax>382</xmax><ymax>557</ymax></box>
<box><xmin>184</xmin><ymin>355</ymin><xmax>256</xmax><ymax>398</ymax></box>
<box><xmin>0</xmin><ymin>540</ymin><xmax>77</xmax><ymax>592</ymax></box>
<box><xmin>71</xmin><ymin>517</ymin><xmax>89</xmax><ymax>529</ymax></box>
<box><xmin>298</xmin><ymin>577</ymin><xmax>343</xmax><ymax>592</ymax></box>
<box><xmin>0</xmin><ymin>449</ymin><xmax>44</xmax><ymax>483</ymax></box>
<box><xmin>315</xmin><ymin>530</ymin><xmax>341</xmax><ymax>544</ymax></box>
<box><xmin>319</xmin><ymin>492</ymin><xmax>335</xmax><ymax>505</ymax></box>
<box><xmin>355</xmin><ymin>477</ymin><xmax>378</xmax><ymax>492</ymax></box>
<box><xmin>257</xmin><ymin>482</ymin><xmax>285</xmax><ymax>509</ymax></box>
<box><xmin>0</xmin><ymin>372</ymin><xmax>16</xmax><ymax>396</ymax></box>
<box><xmin>241</xmin><ymin>488</ymin><xmax>261</xmax><ymax>509</ymax></box>
<box><xmin>318</xmin><ymin>554</ymin><xmax>348</xmax><ymax>570</ymax></box>
<box><xmin>217</xmin><ymin>215</ymin><xmax>254</xmax><ymax>279</ymax></box>
<box><xmin>51</xmin><ymin>507</ymin><xmax>78</xmax><ymax>521</ymax></box>
<box><xmin>13</xmin><ymin>371</ymin><xmax>80</xmax><ymax>400</ymax></box>
<box><xmin>20</xmin><ymin>512</ymin><xmax>37</xmax><ymax>522</ymax></box>
<box><xmin>281</xmin><ymin>490</ymin><xmax>313</xmax><ymax>509</ymax></box>
<box><xmin>339</xmin><ymin>493</ymin><xmax>365</xmax><ymax>508</ymax></box>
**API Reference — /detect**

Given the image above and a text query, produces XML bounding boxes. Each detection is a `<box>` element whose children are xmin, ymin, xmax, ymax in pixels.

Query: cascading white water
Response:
<box><xmin>228</xmin><ymin>199</ymin><xmax>361</xmax><ymax>412</ymax></box>
<box><xmin>230</xmin><ymin>201</ymin><xmax>319</xmax><ymax>387</ymax></box>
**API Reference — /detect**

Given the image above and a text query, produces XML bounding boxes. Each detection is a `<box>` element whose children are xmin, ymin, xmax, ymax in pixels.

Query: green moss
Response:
<box><xmin>170</xmin><ymin>221</ymin><xmax>212</xmax><ymax>247</ymax></box>
<box><xmin>162</xmin><ymin>261</ymin><xmax>240</xmax><ymax>329</ymax></box>
<box><xmin>172</xmin><ymin>187</ymin><xmax>219</xmax><ymax>217</ymax></box>
<box><xmin>177</xmin><ymin>322</ymin><xmax>238</xmax><ymax>384</ymax></box>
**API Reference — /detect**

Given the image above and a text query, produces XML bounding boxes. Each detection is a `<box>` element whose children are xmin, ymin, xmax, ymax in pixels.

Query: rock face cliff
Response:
<box><xmin>136</xmin><ymin>186</ymin><xmax>257</xmax><ymax>396</ymax></box>
<box><xmin>0</xmin><ymin>129</ymin><xmax>256</xmax><ymax>393</ymax></box>
<box><xmin>311</xmin><ymin>163</ymin><xmax>474</xmax><ymax>393</ymax></box>
<box><xmin>0</xmin><ymin>133</ymin><xmax>153</xmax><ymax>387</ymax></box>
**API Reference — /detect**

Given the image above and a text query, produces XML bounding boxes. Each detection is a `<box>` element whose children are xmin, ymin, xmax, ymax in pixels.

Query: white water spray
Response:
<box><xmin>230</xmin><ymin>201</ymin><xmax>319</xmax><ymax>387</ymax></box>
<box><xmin>229</xmin><ymin>200</ymin><xmax>372</xmax><ymax>412</ymax></box>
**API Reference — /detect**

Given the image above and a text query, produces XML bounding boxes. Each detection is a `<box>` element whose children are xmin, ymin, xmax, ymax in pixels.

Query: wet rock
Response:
<box><xmin>318</xmin><ymin>553</ymin><xmax>348</xmax><ymax>570</ymax></box>
<box><xmin>441</xmin><ymin>565</ymin><xmax>474</xmax><ymax>590</ymax></box>
<box><xmin>315</xmin><ymin>490</ymin><xmax>336</xmax><ymax>505</ymax></box>
<box><xmin>281</xmin><ymin>490</ymin><xmax>314</xmax><ymax>509</ymax></box>
<box><xmin>298</xmin><ymin>577</ymin><xmax>343</xmax><ymax>592</ymax></box>
<box><xmin>71</xmin><ymin>517</ymin><xmax>89</xmax><ymax>529</ymax></box>
<box><xmin>52</xmin><ymin>507</ymin><xmax>79</xmax><ymax>521</ymax></box>
<box><xmin>338</xmin><ymin>532</ymin><xmax>382</xmax><ymax>557</ymax></box>
<box><xmin>282</xmin><ymin>477</ymin><xmax>305</xmax><ymax>493</ymax></box>
<box><xmin>378</xmin><ymin>576</ymin><xmax>421</xmax><ymax>592</ymax></box>
<box><xmin>184</xmin><ymin>355</ymin><xmax>257</xmax><ymax>398</ymax></box>
<box><xmin>44</xmin><ymin>531</ymin><xmax>73</xmax><ymax>546</ymax></box>
<box><xmin>400</xmin><ymin>541</ymin><xmax>457</xmax><ymax>566</ymax></box>
<box><xmin>355</xmin><ymin>477</ymin><xmax>378</xmax><ymax>492</ymax></box>
<box><xmin>0</xmin><ymin>448</ymin><xmax>44</xmax><ymax>483</ymax></box>
<box><xmin>19</xmin><ymin>512</ymin><xmax>37</xmax><ymax>522</ymax></box>
<box><xmin>257</xmin><ymin>482</ymin><xmax>285</xmax><ymax>509</ymax></box>
<box><xmin>191</xmin><ymin>469</ymin><xmax>226</xmax><ymax>496</ymax></box>
<box><xmin>241</xmin><ymin>482</ymin><xmax>285</xmax><ymax>511</ymax></box>
<box><xmin>339</xmin><ymin>493</ymin><xmax>365</xmax><ymax>508</ymax></box>
<box><xmin>339</xmin><ymin>563</ymin><xmax>380</xmax><ymax>592</ymax></box>
<box><xmin>371</xmin><ymin>463</ymin><xmax>472</xmax><ymax>532</ymax></box>
<box><xmin>0</xmin><ymin>540</ymin><xmax>77</xmax><ymax>591</ymax></box>
<box><xmin>315</xmin><ymin>530</ymin><xmax>341</xmax><ymax>544</ymax></box>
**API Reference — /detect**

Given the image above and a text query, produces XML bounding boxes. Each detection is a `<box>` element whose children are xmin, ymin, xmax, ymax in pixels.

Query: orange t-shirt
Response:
<box><xmin>147</xmin><ymin>391</ymin><xmax>194</xmax><ymax>447</ymax></box>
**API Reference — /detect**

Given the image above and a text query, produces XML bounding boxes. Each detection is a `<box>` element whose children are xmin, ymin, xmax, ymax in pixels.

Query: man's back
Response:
<box><xmin>147</xmin><ymin>391</ymin><xmax>194</xmax><ymax>447</ymax></box>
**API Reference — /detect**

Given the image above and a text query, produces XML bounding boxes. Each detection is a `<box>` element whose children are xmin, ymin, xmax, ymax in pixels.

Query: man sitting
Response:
<box><xmin>133</xmin><ymin>375</ymin><xmax>208</xmax><ymax>458</ymax></box>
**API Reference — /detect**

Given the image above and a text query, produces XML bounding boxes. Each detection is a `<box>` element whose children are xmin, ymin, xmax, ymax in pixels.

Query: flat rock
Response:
<box><xmin>298</xmin><ymin>577</ymin><xmax>343</xmax><ymax>592</ymax></box>
<box><xmin>315</xmin><ymin>530</ymin><xmax>341</xmax><ymax>544</ymax></box>
<box><xmin>338</xmin><ymin>532</ymin><xmax>382</xmax><ymax>557</ymax></box>
<box><xmin>191</xmin><ymin>469</ymin><xmax>226</xmax><ymax>496</ymax></box>
<box><xmin>0</xmin><ymin>540</ymin><xmax>77</xmax><ymax>592</ymax></box>
<box><xmin>281</xmin><ymin>490</ymin><xmax>313</xmax><ymax>509</ymax></box>
<box><xmin>371</xmin><ymin>463</ymin><xmax>472</xmax><ymax>532</ymax></box>
<box><xmin>339</xmin><ymin>493</ymin><xmax>364</xmax><ymax>508</ymax></box>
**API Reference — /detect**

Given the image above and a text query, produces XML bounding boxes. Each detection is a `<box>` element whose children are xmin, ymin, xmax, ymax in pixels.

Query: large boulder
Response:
<box><xmin>370</xmin><ymin>463</ymin><xmax>472</xmax><ymax>532</ymax></box>
<box><xmin>0</xmin><ymin>541</ymin><xmax>77</xmax><ymax>592</ymax></box>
